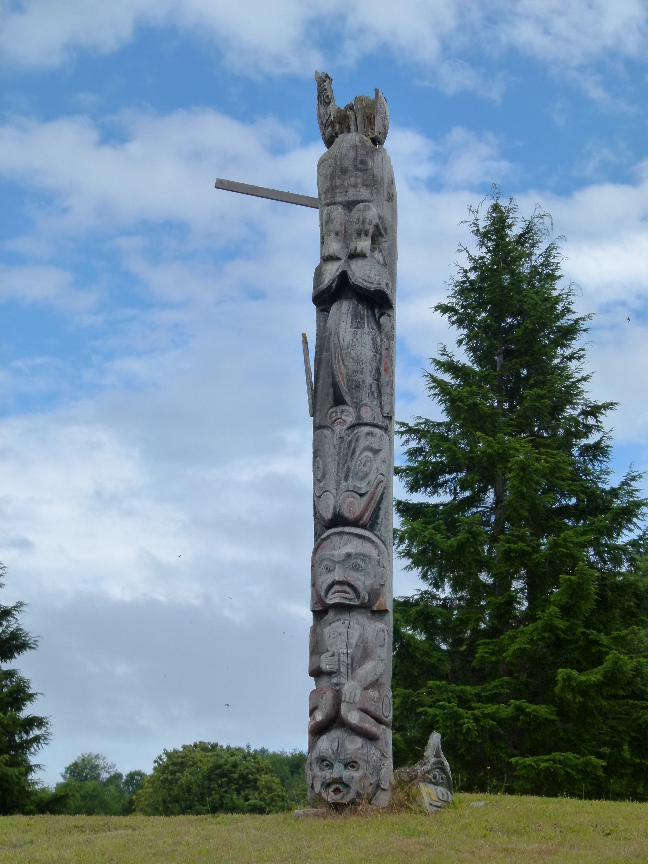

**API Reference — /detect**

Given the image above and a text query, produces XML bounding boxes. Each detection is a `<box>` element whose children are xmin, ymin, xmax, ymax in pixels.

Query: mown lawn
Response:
<box><xmin>1</xmin><ymin>793</ymin><xmax>647</xmax><ymax>863</ymax></box>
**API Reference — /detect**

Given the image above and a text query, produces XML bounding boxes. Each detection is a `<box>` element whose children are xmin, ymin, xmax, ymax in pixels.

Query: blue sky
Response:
<box><xmin>1</xmin><ymin>0</ymin><xmax>648</xmax><ymax>784</ymax></box>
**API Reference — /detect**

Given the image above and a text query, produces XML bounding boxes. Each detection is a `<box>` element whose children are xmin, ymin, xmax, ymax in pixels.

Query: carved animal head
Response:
<box><xmin>315</xmin><ymin>72</ymin><xmax>389</xmax><ymax>148</ymax></box>
<box><xmin>311</xmin><ymin>527</ymin><xmax>388</xmax><ymax>610</ymax></box>
<box><xmin>416</xmin><ymin>732</ymin><xmax>453</xmax><ymax>811</ymax></box>
<box><xmin>315</xmin><ymin>71</ymin><xmax>337</xmax><ymax>148</ymax></box>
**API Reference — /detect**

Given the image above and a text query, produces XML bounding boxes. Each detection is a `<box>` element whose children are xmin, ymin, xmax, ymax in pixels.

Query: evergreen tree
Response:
<box><xmin>0</xmin><ymin>565</ymin><xmax>50</xmax><ymax>813</ymax></box>
<box><xmin>393</xmin><ymin>193</ymin><xmax>648</xmax><ymax>799</ymax></box>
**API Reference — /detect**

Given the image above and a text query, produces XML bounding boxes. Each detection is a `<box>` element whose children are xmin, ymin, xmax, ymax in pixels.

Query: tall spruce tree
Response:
<box><xmin>393</xmin><ymin>193</ymin><xmax>648</xmax><ymax>799</ymax></box>
<box><xmin>0</xmin><ymin>564</ymin><xmax>50</xmax><ymax>813</ymax></box>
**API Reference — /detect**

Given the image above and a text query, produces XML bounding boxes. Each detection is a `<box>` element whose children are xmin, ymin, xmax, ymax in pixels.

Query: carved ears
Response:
<box><xmin>423</xmin><ymin>730</ymin><xmax>452</xmax><ymax>779</ymax></box>
<box><xmin>315</xmin><ymin>71</ymin><xmax>337</xmax><ymax>148</ymax></box>
<box><xmin>374</xmin><ymin>89</ymin><xmax>389</xmax><ymax>145</ymax></box>
<box><xmin>315</xmin><ymin>75</ymin><xmax>389</xmax><ymax>147</ymax></box>
<box><xmin>425</xmin><ymin>731</ymin><xmax>443</xmax><ymax>762</ymax></box>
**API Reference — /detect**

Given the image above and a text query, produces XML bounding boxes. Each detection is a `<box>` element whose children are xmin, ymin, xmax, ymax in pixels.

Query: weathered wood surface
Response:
<box><xmin>395</xmin><ymin>732</ymin><xmax>454</xmax><ymax>813</ymax></box>
<box><xmin>306</xmin><ymin>72</ymin><xmax>396</xmax><ymax>808</ymax></box>
<box><xmin>302</xmin><ymin>334</ymin><xmax>314</xmax><ymax>418</ymax></box>
<box><xmin>214</xmin><ymin>178</ymin><xmax>319</xmax><ymax>209</ymax></box>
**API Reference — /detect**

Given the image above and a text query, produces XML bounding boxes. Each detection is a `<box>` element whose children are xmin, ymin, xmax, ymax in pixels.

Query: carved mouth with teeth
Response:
<box><xmin>324</xmin><ymin>580</ymin><xmax>360</xmax><ymax>604</ymax></box>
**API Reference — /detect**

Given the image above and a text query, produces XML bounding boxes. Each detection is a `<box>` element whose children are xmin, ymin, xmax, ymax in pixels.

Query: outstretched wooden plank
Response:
<box><xmin>215</xmin><ymin>178</ymin><xmax>319</xmax><ymax>209</ymax></box>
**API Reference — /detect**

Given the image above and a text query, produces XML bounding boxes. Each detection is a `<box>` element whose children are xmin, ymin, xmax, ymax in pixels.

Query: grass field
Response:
<box><xmin>1</xmin><ymin>793</ymin><xmax>647</xmax><ymax>863</ymax></box>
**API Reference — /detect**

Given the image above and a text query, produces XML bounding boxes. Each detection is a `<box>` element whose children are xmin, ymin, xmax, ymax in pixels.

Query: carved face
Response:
<box><xmin>412</xmin><ymin>733</ymin><xmax>453</xmax><ymax>811</ymax></box>
<box><xmin>313</xmin><ymin>426</ymin><xmax>388</xmax><ymax>528</ymax></box>
<box><xmin>422</xmin><ymin>759</ymin><xmax>453</xmax><ymax>803</ymax></box>
<box><xmin>338</xmin><ymin>426</ymin><xmax>388</xmax><ymax>523</ymax></box>
<box><xmin>315</xmin><ymin>72</ymin><xmax>336</xmax><ymax>148</ymax></box>
<box><xmin>311</xmin><ymin>528</ymin><xmax>388</xmax><ymax>610</ymax></box>
<box><xmin>307</xmin><ymin>729</ymin><xmax>382</xmax><ymax>804</ymax></box>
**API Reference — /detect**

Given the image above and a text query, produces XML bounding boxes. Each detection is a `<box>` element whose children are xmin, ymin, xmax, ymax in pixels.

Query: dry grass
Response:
<box><xmin>1</xmin><ymin>793</ymin><xmax>647</xmax><ymax>863</ymax></box>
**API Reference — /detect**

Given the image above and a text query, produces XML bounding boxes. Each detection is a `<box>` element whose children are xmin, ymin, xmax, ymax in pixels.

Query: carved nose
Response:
<box><xmin>332</xmin><ymin>762</ymin><xmax>345</xmax><ymax>781</ymax></box>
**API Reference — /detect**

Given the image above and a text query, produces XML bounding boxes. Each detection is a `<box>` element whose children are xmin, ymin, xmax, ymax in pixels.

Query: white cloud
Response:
<box><xmin>389</xmin><ymin>126</ymin><xmax>512</xmax><ymax>189</ymax></box>
<box><xmin>0</xmin><ymin>295</ymin><xmax>317</xmax><ymax>605</ymax></box>
<box><xmin>0</xmin><ymin>263</ymin><xmax>93</xmax><ymax>309</ymax></box>
<box><xmin>0</xmin><ymin>110</ymin><xmax>320</xmax><ymax>243</ymax></box>
<box><xmin>1</xmin><ymin>0</ymin><xmax>646</xmax><ymax>93</ymax></box>
<box><xmin>499</xmin><ymin>0</ymin><xmax>647</xmax><ymax>69</ymax></box>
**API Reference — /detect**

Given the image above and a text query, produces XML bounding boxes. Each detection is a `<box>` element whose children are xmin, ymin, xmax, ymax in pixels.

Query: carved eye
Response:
<box><xmin>346</xmin><ymin>761</ymin><xmax>359</xmax><ymax>771</ymax></box>
<box><xmin>430</xmin><ymin>771</ymin><xmax>441</xmax><ymax>783</ymax></box>
<box><xmin>355</xmin><ymin>453</ymin><xmax>373</xmax><ymax>479</ymax></box>
<box><xmin>351</xmin><ymin>561</ymin><xmax>364</xmax><ymax>571</ymax></box>
<box><xmin>321</xmin><ymin>563</ymin><xmax>333</xmax><ymax>573</ymax></box>
<box><xmin>319</xmin><ymin>760</ymin><xmax>333</xmax><ymax>770</ymax></box>
<box><xmin>322</xmin><ymin>93</ymin><xmax>331</xmax><ymax>106</ymax></box>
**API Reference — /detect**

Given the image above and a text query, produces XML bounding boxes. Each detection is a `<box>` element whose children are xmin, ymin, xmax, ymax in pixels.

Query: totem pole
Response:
<box><xmin>213</xmin><ymin>73</ymin><xmax>397</xmax><ymax>808</ymax></box>
<box><xmin>305</xmin><ymin>73</ymin><xmax>396</xmax><ymax>808</ymax></box>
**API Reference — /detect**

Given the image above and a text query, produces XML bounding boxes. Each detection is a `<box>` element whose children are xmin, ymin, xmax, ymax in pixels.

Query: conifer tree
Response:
<box><xmin>393</xmin><ymin>193</ymin><xmax>648</xmax><ymax>799</ymax></box>
<box><xmin>0</xmin><ymin>565</ymin><xmax>50</xmax><ymax>813</ymax></box>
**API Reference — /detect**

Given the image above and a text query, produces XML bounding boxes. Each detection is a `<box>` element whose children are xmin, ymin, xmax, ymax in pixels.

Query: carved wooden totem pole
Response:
<box><xmin>213</xmin><ymin>73</ymin><xmax>397</xmax><ymax>808</ymax></box>
<box><xmin>305</xmin><ymin>73</ymin><xmax>396</xmax><ymax>808</ymax></box>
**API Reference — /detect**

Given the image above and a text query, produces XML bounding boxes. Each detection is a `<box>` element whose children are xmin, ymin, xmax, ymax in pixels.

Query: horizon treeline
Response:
<box><xmin>27</xmin><ymin>746</ymin><xmax>308</xmax><ymax>815</ymax></box>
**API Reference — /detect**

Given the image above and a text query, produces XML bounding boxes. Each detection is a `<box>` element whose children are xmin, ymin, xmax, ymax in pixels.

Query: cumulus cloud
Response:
<box><xmin>0</xmin><ymin>264</ymin><xmax>93</xmax><ymax>309</ymax></box>
<box><xmin>1</xmin><ymin>0</ymin><xmax>646</xmax><ymax>94</ymax></box>
<box><xmin>498</xmin><ymin>0</ymin><xmax>647</xmax><ymax>69</ymax></box>
<box><xmin>0</xmin><ymin>110</ymin><xmax>320</xmax><ymax>242</ymax></box>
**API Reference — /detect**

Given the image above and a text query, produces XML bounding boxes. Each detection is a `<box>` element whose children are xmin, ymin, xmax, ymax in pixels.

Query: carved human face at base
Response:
<box><xmin>307</xmin><ymin>729</ymin><xmax>381</xmax><ymax>804</ymax></box>
<box><xmin>311</xmin><ymin>528</ymin><xmax>388</xmax><ymax>610</ymax></box>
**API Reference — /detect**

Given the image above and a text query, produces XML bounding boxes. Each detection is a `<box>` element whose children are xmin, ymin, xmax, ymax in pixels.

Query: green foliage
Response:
<box><xmin>61</xmin><ymin>752</ymin><xmax>116</xmax><ymax>784</ymax></box>
<box><xmin>0</xmin><ymin>565</ymin><xmax>50</xmax><ymax>814</ymax></box>
<box><xmin>393</xmin><ymin>192</ymin><xmax>648</xmax><ymax>799</ymax></box>
<box><xmin>257</xmin><ymin>749</ymin><xmax>308</xmax><ymax>806</ymax></box>
<box><xmin>24</xmin><ymin>784</ymin><xmax>72</xmax><ymax>814</ymax></box>
<box><xmin>50</xmin><ymin>753</ymin><xmax>147</xmax><ymax>815</ymax></box>
<box><xmin>134</xmin><ymin>742</ymin><xmax>305</xmax><ymax>815</ymax></box>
